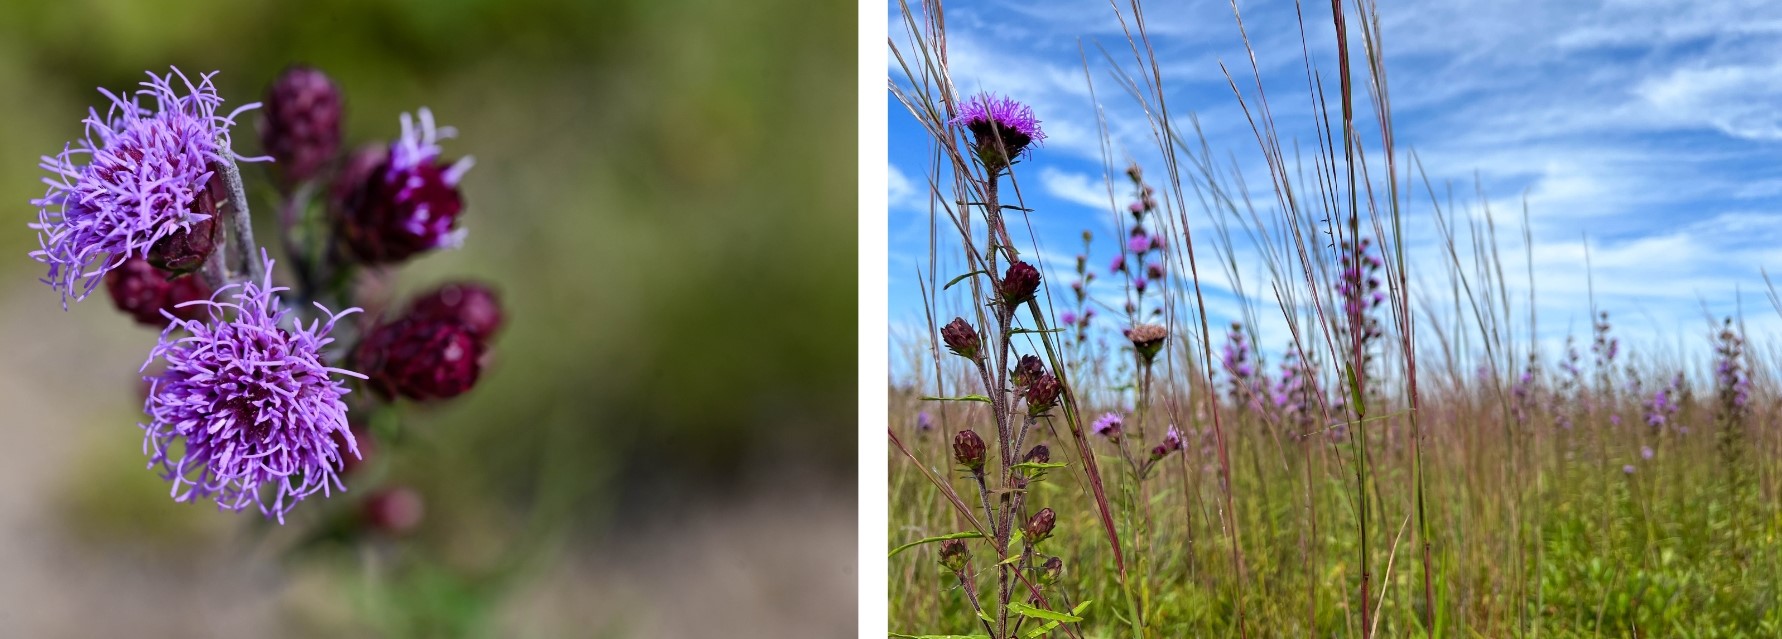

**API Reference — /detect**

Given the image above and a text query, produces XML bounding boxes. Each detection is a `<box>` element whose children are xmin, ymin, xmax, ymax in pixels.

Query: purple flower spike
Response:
<box><xmin>140</xmin><ymin>251</ymin><xmax>365</xmax><ymax>523</ymax></box>
<box><xmin>32</xmin><ymin>68</ymin><xmax>265</xmax><ymax>306</ymax></box>
<box><xmin>949</xmin><ymin>93</ymin><xmax>1044</xmax><ymax>169</ymax></box>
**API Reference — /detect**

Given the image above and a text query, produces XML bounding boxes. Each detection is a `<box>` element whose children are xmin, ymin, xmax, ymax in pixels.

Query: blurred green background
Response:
<box><xmin>0</xmin><ymin>0</ymin><xmax>855</xmax><ymax>636</ymax></box>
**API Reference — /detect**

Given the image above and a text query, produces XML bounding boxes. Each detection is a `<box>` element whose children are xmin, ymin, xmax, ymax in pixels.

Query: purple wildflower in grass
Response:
<box><xmin>140</xmin><ymin>251</ymin><xmax>365</xmax><ymax>523</ymax></box>
<box><xmin>1146</xmin><ymin>261</ymin><xmax>1166</xmax><ymax>281</ymax></box>
<box><xmin>1622</xmin><ymin>464</ymin><xmax>1636</xmax><ymax>475</ymax></box>
<box><xmin>32</xmin><ymin>68</ymin><xmax>264</xmax><ymax>306</ymax></box>
<box><xmin>1162</xmin><ymin>424</ymin><xmax>1183</xmax><ymax>452</ymax></box>
<box><xmin>1641</xmin><ymin>445</ymin><xmax>1654</xmax><ymax>460</ymax></box>
<box><xmin>949</xmin><ymin>93</ymin><xmax>1044</xmax><ymax>169</ymax></box>
<box><xmin>1091</xmin><ymin>412</ymin><xmax>1123</xmax><ymax>438</ymax></box>
<box><xmin>916</xmin><ymin>411</ymin><xmax>933</xmax><ymax>432</ymax></box>
<box><xmin>1109</xmin><ymin>253</ymin><xmax>1125</xmax><ymax>274</ymax></box>
<box><xmin>1060</xmin><ymin>310</ymin><xmax>1078</xmax><ymax>326</ymax></box>
<box><xmin>1127</xmin><ymin>233</ymin><xmax>1150</xmax><ymax>254</ymax></box>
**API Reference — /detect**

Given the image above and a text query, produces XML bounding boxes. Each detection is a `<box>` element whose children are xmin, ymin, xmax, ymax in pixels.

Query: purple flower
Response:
<box><xmin>32</xmin><ymin>68</ymin><xmax>263</xmax><ymax>306</ymax></box>
<box><xmin>949</xmin><ymin>93</ymin><xmax>1045</xmax><ymax>166</ymax></box>
<box><xmin>335</xmin><ymin>109</ymin><xmax>474</xmax><ymax>264</ymax></box>
<box><xmin>1109</xmin><ymin>253</ymin><xmax>1126</xmax><ymax>274</ymax></box>
<box><xmin>1091</xmin><ymin>412</ymin><xmax>1123</xmax><ymax>438</ymax></box>
<box><xmin>1162</xmin><ymin>424</ymin><xmax>1183</xmax><ymax>451</ymax></box>
<box><xmin>1060</xmin><ymin>311</ymin><xmax>1078</xmax><ymax>326</ymax></box>
<box><xmin>140</xmin><ymin>252</ymin><xmax>364</xmax><ymax>523</ymax></box>
<box><xmin>1127</xmin><ymin>233</ymin><xmax>1150</xmax><ymax>254</ymax></box>
<box><xmin>1640</xmin><ymin>445</ymin><xmax>1653</xmax><ymax>460</ymax></box>
<box><xmin>1622</xmin><ymin>464</ymin><xmax>1636</xmax><ymax>475</ymax></box>
<box><xmin>916</xmin><ymin>411</ymin><xmax>933</xmax><ymax>432</ymax></box>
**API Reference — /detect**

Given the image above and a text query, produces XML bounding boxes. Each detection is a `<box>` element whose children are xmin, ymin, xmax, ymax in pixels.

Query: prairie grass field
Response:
<box><xmin>887</xmin><ymin>0</ymin><xmax>1782</xmax><ymax>636</ymax></box>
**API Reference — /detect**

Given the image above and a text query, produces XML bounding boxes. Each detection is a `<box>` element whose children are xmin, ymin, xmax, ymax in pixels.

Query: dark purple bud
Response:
<box><xmin>1146</xmin><ymin>262</ymin><xmax>1165</xmax><ymax>281</ymax></box>
<box><xmin>1000</xmin><ymin>261</ymin><xmax>1041</xmax><ymax>307</ymax></box>
<box><xmin>357</xmin><ymin>316</ymin><xmax>485</xmax><ymax>400</ymax></box>
<box><xmin>333</xmin><ymin>112</ymin><xmax>470</xmax><ymax>265</ymax></box>
<box><xmin>1040</xmin><ymin>555</ymin><xmax>1064</xmax><ymax>585</ymax></box>
<box><xmin>1012</xmin><ymin>354</ymin><xmax>1045</xmax><ymax>389</ymax></box>
<box><xmin>408</xmin><ymin>281</ymin><xmax>505</xmax><ymax>341</ymax></box>
<box><xmin>1149</xmin><ymin>443</ymin><xmax>1169</xmax><ymax>461</ymax></box>
<box><xmin>953</xmin><ymin>429</ymin><xmax>987</xmax><ymax>473</ymax></box>
<box><xmin>938</xmin><ymin>538</ymin><xmax>970</xmax><ymax>573</ymax></box>
<box><xmin>1024</xmin><ymin>507</ymin><xmax>1056</xmax><ymax>544</ymax></box>
<box><xmin>146</xmin><ymin>180</ymin><xmax>221</xmax><ymax>273</ymax></box>
<box><xmin>1023</xmin><ymin>444</ymin><xmax>1051</xmax><ymax>465</ymax></box>
<box><xmin>104</xmin><ymin>257</ymin><xmax>211</xmax><ymax>327</ymax></box>
<box><xmin>1025</xmin><ymin>373</ymin><xmax>1061</xmax><ymax>416</ymax></box>
<box><xmin>261</xmin><ymin>65</ymin><xmax>342</xmax><ymax>185</ymax></box>
<box><xmin>941</xmin><ymin>317</ymin><xmax>982</xmax><ymax>361</ymax></box>
<box><xmin>362</xmin><ymin>486</ymin><xmax>424</xmax><ymax>536</ymax></box>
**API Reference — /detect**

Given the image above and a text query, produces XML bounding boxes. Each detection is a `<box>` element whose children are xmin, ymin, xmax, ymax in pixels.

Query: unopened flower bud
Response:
<box><xmin>999</xmin><ymin>261</ymin><xmax>1041</xmax><ymax>307</ymax></box>
<box><xmin>1025</xmin><ymin>373</ymin><xmax>1061</xmax><ymax>416</ymax></box>
<box><xmin>261</xmin><ymin>65</ymin><xmax>343</xmax><ymax>185</ymax></box>
<box><xmin>407</xmin><ymin>281</ymin><xmax>505</xmax><ymax>341</ymax></box>
<box><xmin>104</xmin><ymin>257</ymin><xmax>212</xmax><ymax>327</ymax></box>
<box><xmin>941</xmin><ymin>317</ymin><xmax>982</xmax><ymax>361</ymax></box>
<box><xmin>357</xmin><ymin>315</ymin><xmax>485</xmax><ymax>400</ymax></box>
<box><xmin>953</xmin><ymin>429</ymin><xmax>987</xmax><ymax>474</ymax></box>
<box><xmin>1040</xmin><ymin>556</ymin><xmax>1064</xmax><ymax>585</ymax></box>
<box><xmin>1011</xmin><ymin>354</ymin><xmax>1045</xmax><ymax>389</ymax></box>
<box><xmin>1023</xmin><ymin>444</ymin><xmax>1051</xmax><ymax>465</ymax></box>
<box><xmin>938</xmin><ymin>538</ymin><xmax>970</xmax><ymax>573</ymax></box>
<box><xmin>1024</xmin><ymin>507</ymin><xmax>1056</xmax><ymax>544</ymax></box>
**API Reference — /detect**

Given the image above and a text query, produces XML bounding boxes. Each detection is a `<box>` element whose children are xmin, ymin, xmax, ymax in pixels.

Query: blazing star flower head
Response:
<box><xmin>1109</xmin><ymin>253</ymin><xmax>1126</xmax><ymax>274</ymax></box>
<box><xmin>949</xmin><ymin>93</ymin><xmax>1045</xmax><ymax>168</ymax></box>
<box><xmin>1091</xmin><ymin>412</ymin><xmax>1123</xmax><ymax>438</ymax></box>
<box><xmin>1163</xmin><ymin>424</ymin><xmax>1184</xmax><ymax>451</ymax></box>
<box><xmin>140</xmin><ymin>252</ymin><xmax>364</xmax><ymax>523</ymax></box>
<box><xmin>1127</xmin><ymin>233</ymin><xmax>1150</xmax><ymax>254</ymax></box>
<box><xmin>336</xmin><ymin>108</ymin><xmax>474</xmax><ymax>264</ymax></box>
<box><xmin>32</xmin><ymin>68</ymin><xmax>263</xmax><ymax>306</ymax></box>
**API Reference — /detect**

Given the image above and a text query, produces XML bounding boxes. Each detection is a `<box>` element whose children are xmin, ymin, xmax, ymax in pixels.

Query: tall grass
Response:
<box><xmin>887</xmin><ymin>0</ymin><xmax>1782</xmax><ymax>636</ymax></box>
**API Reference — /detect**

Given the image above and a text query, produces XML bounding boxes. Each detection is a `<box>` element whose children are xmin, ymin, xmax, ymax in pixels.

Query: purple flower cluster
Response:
<box><xmin>32</xmin><ymin>68</ymin><xmax>264</xmax><ymax>306</ymax></box>
<box><xmin>141</xmin><ymin>252</ymin><xmax>364</xmax><ymax>523</ymax></box>
<box><xmin>1222</xmin><ymin>322</ymin><xmax>1268</xmax><ymax>412</ymax></box>
<box><xmin>1275</xmin><ymin>347</ymin><xmax>1323</xmax><ymax>435</ymax></box>
<box><xmin>1643</xmin><ymin>373</ymin><xmax>1683</xmax><ymax>430</ymax></box>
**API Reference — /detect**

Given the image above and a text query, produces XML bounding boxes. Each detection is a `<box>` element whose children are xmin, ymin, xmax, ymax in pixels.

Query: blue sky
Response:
<box><xmin>888</xmin><ymin>0</ymin><xmax>1782</xmax><ymax>379</ymax></box>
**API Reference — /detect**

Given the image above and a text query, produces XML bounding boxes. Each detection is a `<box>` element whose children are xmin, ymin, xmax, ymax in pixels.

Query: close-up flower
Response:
<box><xmin>31</xmin><ymin>68</ymin><xmax>262</xmax><ymax>305</ymax></box>
<box><xmin>140</xmin><ymin>252</ymin><xmax>363</xmax><ymax>523</ymax></box>
<box><xmin>948</xmin><ymin>92</ymin><xmax>1045</xmax><ymax>170</ymax></box>
<box><xmin>333</xmin><ymin>108</ymin><xmax>474</xmax><ymax>264</ymax></box>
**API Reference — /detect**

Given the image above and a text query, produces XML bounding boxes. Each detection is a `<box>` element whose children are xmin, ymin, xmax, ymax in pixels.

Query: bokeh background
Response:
<box><xmin>0</xmin><ymin>0</ymin><xmax>855</xmax><ymax>636</ymax></box>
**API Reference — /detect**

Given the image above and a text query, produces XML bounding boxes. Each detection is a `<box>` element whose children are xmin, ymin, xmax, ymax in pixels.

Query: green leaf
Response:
<box><xmin>920</xmin><ymin>395</ymin><xmax>992</xmax><ymax>404</ymax></box>
<box><xmin>1020</xmin><ymin>600</ymin><xmax>1093</xmax><ymax>639</ymax></box>
<box><xmin>1012</xmin><ymin>461</ymin><xmax>1069</xmax><ymax>471</ymax></box>
<box><xmin>887</xmin><ymin>531</ymin><xmax>984</xmax><ymax>559</ymax></box>
<box><xmin>1009</xmin><ymin>327</ymin><xmax>1065</xmax><ymax>335</ymax></box>
<box><xmin>943</xmin><ymin>270</ymin><xmax>989</xmax><ymax>291</ymax></box>
<box><xmin>1007</xmin><ymin>601</ymin><xmax>1084</xmax><ymax>623</ymax></box>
